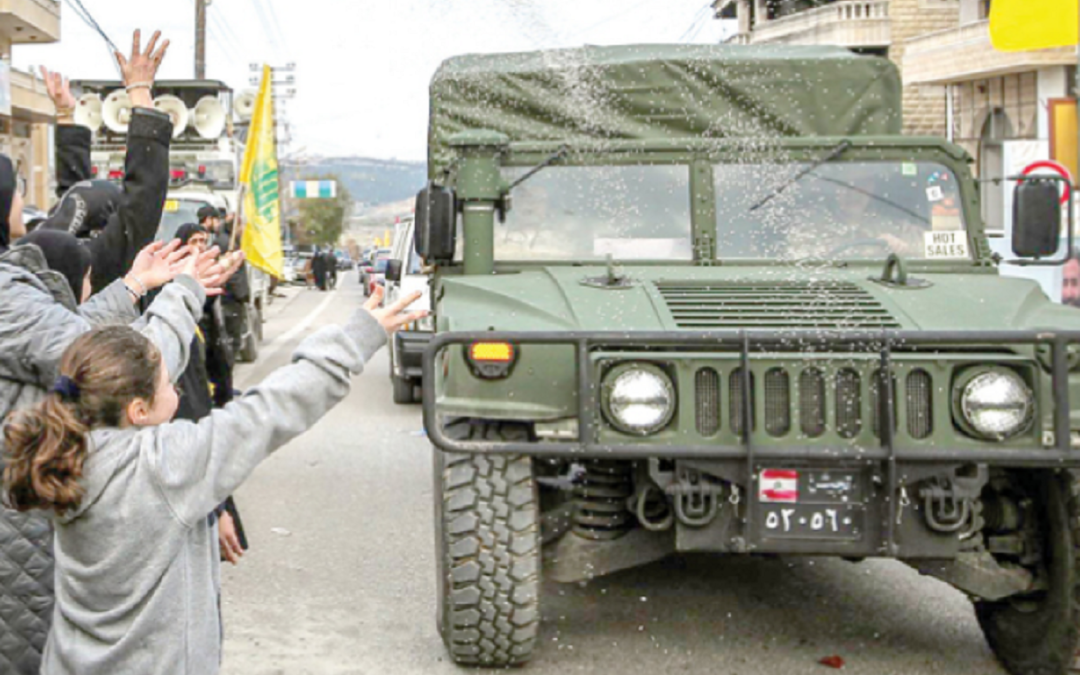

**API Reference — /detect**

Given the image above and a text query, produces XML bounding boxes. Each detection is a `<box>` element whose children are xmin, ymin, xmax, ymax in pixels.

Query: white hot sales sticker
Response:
<box><xmin>924</xmin><ymin>231</ymin><xmax>968</xmax><ymax>259</ymax></box>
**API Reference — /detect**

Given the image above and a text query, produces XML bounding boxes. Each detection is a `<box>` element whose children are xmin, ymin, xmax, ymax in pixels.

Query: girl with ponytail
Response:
<box><xmin>2</xmin><ymin>286</ymin><xmax>424</xmax><ymax>675</ymax></box>
<box><xmin>4</xmin><ymin>327</ymin><xmax>162</xmax><ymax>515</ymax></box>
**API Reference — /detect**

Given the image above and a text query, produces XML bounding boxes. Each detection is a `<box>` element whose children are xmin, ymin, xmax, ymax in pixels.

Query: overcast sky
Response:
<box><xmin>15</xmin><ymin>0</ymin><xmax>730</xmax><ymax>161</ymax></box>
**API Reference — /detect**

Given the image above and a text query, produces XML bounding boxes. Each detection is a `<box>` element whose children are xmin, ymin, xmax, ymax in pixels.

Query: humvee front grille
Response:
<box><xmin>656</xmin><ymin>281</ymin><xmax>901</xmax><ymax>329</ymax></box>
<box><xmin>691</xmin><ymin>364</ymin><xmax>933</xmax><ymax>441</ymax></box>
<box><xmin>695</xmin><ymin>368</ymin><xmax>721</xmax><ymax>437</ymax></box>
<box><xmin>906</xmin><ymin>369</ymin><xmax>933</xmax><ymax>440</ymax></box>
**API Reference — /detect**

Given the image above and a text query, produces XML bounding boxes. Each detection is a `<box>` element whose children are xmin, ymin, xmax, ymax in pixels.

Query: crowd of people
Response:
<box><xmin>0</xmin><ymin>30</ymin><xmax>425</xmax><ymax>675</ymax></box>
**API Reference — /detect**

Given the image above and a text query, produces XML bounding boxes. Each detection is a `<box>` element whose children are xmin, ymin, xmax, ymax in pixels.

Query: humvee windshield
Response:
<box><xmin>715</xmin><ymin>160</ymin><xmax>966</xmax><ymax>261</ymax></box>
<box><xmin>497</xmin><ymin>164</ymin><xmax>691</xmax><ymax>260</ymax></box>
<box><xmin>493</xmin><ymin>161</ymin><xmax>965</xmax><ymax>262</ymax></box>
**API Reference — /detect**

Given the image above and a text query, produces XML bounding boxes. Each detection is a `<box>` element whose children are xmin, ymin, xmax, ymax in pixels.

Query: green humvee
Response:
<box><xmin>415</xmin><ymin>44</ymin><xmax>1080</xmax><ymax>674</ymax></box>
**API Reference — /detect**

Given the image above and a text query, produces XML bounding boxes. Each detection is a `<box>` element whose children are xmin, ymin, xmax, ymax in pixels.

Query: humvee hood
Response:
<box><xmin>440</xmin><ymin>266</ymin><xmax>1080</xmax><ymax>334</ymax></box>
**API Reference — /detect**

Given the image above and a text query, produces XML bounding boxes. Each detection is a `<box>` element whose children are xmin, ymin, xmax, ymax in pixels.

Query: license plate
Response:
<box><xmin>757</xmin><ymin>469</ymin><xmax>865</xmax><ymax>541</ymax></box>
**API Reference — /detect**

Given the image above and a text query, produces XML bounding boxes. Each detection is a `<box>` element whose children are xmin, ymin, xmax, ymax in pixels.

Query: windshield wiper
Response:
<box><xmin>748</xmin><ymin>140</ymin><xmax>852</xmax><ymax>212</ymax></box>
<box><xmin>506</xmin><ymin>145</ymin><xmax>569</xmax><ymax>191</ymax></box>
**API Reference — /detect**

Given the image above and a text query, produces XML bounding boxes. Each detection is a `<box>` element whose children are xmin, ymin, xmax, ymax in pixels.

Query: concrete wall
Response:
<box><xmin>886</xmin><ymin>0</ymin><xmax>960</xmax><ymax>136</ymax></box>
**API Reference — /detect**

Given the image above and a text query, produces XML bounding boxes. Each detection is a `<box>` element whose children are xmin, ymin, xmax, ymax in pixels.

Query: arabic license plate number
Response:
<box><xmin>760</xmin><ymin>503</ymin><xmax>863</xmax><ymax>540</ymax></box>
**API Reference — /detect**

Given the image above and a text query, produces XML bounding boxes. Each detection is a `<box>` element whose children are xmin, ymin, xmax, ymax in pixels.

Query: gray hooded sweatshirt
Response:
<box><xmin>0</xmin><ymin>245</ymin><xmax>203</xmax><ymax>674</ymax></box>
<box><xmin>40</xmin><ymin>303</ymin><xmax>387</xmax><ymax>675</ymax></box>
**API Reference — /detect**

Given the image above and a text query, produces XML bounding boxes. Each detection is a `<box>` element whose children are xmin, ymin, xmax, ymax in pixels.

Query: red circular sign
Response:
<box><xmin>1020</xmin><ymin>160</ymin><xmax>1072</xmax><ymax>204</ymax></box>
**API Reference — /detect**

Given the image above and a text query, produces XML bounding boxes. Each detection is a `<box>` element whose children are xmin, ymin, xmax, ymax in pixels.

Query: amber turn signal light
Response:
<box><xmin>466</xmin><ymin>342</ymin><xmax>518</xmax><ymax>379</ymax></box>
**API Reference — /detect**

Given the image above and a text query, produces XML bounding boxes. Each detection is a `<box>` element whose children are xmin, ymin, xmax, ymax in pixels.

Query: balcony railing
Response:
<box><xmin>750</xmin><ymin>0</ymin><xmax>890</xmax><ymax>48</ymax></box>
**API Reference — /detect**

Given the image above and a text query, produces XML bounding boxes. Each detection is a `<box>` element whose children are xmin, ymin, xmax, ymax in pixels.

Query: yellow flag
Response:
<box><xmin>989</xmin><ymin>0</ymin><xmax>1078</xmax><ymax>51</ymax></box>
<box><xmin>239</xmin><ymin>65</ymin><xmax>284</xmax><ymax>278</ymax></box>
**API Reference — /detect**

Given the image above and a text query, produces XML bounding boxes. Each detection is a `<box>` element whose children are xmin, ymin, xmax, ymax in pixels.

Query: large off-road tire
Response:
<box><xmin>433</xmin><ymin>422</ymin><xmax>540</xmax><ymax>666</ymax></box>
<box><xmin>975</xmin><ymin>470</ymin><xmax>1080</xmax><ymax>675</ymax></box>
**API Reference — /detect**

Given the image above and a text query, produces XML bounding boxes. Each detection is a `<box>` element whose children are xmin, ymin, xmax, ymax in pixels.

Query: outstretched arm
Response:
<box><xmin>147</xmin><ymin>289</ymin><xmax>425</xmax><ymax>525</ymax></box>
<box><xmin>41</xmin><ymin>67</ymin><xmax>92</xmax><ymax>196</ymax></box>
<box><xmin>84</xmin><ymin>31</ymin><xmax>174</xmax><ymax>290</ymax></box>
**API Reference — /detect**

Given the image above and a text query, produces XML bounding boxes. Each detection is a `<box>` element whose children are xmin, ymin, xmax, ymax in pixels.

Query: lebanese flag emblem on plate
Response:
<box><xmin>759</xmin><ymin>469</ymin><xmax>798</xmax><ymax>503</ymax></box>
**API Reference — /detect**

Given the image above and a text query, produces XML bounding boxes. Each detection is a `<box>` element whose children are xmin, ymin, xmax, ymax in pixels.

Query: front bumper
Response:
<box><xmin>422</xmin><ymin>329</ymin><xmax>1078</xmax><ymax>464</ymax></box>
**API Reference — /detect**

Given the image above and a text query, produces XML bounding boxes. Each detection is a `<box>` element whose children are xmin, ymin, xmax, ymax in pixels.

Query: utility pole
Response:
<box><xmin>195</xmin><ymin>0</ymin><xmax>207</xmax><ymax>79</ymax></box>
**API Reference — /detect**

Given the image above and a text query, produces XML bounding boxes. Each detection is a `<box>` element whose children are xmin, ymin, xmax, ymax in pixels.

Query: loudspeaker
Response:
<box><xmin>153</xmin><ymin>95</ymin><xmax>189</xmax><ymax>139</ymax></box>
<box><xmin>102</xmin><ymin>90</ymin><xmax>133</xmax><ymax>134</ymax></box>
<box><xmin>191</xmin><ymin>96</ymin><xmax>227</xmax><ymax>139</ymax></box>
<box><xmin>74</xmin><ymin>93</ymin><xmax>103</xmax><ymax>133</ymax></box>
<box><xmin>234</xmin><ymin>90</ymin><xmax>257</xmax><ymax>121</ymax></box>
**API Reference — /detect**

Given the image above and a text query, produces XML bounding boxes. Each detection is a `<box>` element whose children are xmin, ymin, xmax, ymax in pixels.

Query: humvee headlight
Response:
<box><xmin>601</xmin><ymin>364</ymin><xmax>675</xmax><ymax>435</ymax></box>
<box><xmin>957</xmin><ymin>370</ymin><xmax>1033</xmax><ymax>441</ymax></box>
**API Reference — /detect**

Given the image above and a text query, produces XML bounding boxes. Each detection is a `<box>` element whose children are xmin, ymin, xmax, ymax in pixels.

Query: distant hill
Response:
<box><xmin>298</xmin><ymin>156</ymin><xmax>427</xmax><ymax>208</ymax></box>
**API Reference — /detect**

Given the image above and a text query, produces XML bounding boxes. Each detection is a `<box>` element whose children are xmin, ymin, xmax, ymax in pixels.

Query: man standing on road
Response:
<box><xmin>199</xmin><ymin>205</ymin><xmax>251</xmax><ymax>357</ymax></box>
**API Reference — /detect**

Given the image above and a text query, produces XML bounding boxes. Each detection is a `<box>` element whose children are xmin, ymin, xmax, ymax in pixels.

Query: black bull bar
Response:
<box><xmin>422</xmin><ymin>329</ymin><xmax>1080</xmax><ymax>465</ymax></box>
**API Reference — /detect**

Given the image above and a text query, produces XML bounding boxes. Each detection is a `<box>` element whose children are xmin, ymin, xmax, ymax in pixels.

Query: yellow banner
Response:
<box><xmin>240</xmin><ymin>65</ymin><xmax>284</xmax><ymax>278</ymax></box>
<box><xmin>989</xmin><ymin>0</ymin><xmax>1078</xmax><ymax>51</ymax></box>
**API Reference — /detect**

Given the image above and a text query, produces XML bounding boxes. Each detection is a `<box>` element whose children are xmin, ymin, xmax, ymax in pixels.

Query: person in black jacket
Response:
<box><xmin>38</xmin><ymin>30</ymin><xmax>173</xmax><ymax>293</ymax></box>
<box><xmin>169</xmin><ymin>222</ymin><xmax>248</xmax><ymax>564</ymax></box>
<box><xmin>200</xmin><ymin>205</ymin><xmax>252</xmax><ymax>355</ymax></box>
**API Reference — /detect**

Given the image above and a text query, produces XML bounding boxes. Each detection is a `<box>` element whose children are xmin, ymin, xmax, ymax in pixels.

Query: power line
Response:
<box><xmin>62</xmin><ymin>0</ymin><xmax>119</xmax><ymax>54</ymax></box>
<box><xmin>563</xmin><ymin>0</ymin><xmax>660</xmax><ymax>40</ymax></box>
<box><xmin>260</xmin><ymin>0</ymin><xmax>292</xmax><ymax>59</ymax></box>
<box><xmin>678</xmin><ymin>3</ymin><xmax>714</xmax><ymax>43</ymax></box>
<box><xmin>249</xmin><ymin>0</ymin><xmax>283</xmax><ymax>57</ymax></box>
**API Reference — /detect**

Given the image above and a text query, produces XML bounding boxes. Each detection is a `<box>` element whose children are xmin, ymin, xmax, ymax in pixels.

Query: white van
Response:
<box><xmin>384</xmin><ymin>216</ymin><xmax>432</xmax><ymax>404</ymax></box>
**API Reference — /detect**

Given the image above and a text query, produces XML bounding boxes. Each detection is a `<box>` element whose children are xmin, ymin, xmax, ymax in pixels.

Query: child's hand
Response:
<box><xmin>218</xmin><ymin>512</ymin><xmax>244</xmax><ymax>565</ymax></box>
<box><xmin>365</xmin><ymin>286</ymin><xmax>428</xmax><ymax>335</ymax></box>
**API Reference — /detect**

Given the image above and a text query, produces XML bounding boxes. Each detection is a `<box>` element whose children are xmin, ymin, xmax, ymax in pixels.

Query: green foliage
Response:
<box><xmin>297</xmin><ymin>173</ymin><xmax>353</xmax><ymax>246</ymax></box>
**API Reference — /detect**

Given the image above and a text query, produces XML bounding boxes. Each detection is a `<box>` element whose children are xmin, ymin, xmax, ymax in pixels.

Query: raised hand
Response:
<box><xmin>126</xmin><ymin>239</ymin><xmax>186</xmax><ymax>294</ymax></box>
<box><xmin>114</xmin><ymin>30</ymin><xmax>169</xmax><ymax>109</ymax></box>
<box><xmin>365</xmin><ymin>286</ymin><xmax>428</xmax><ymax>335</ymax></box>
<box><xmin>186</xmin><ymin>249</ymin><xmax>245</xmax><ymax>296</ymax></box>
<box><xmin>39</xmin><ymin>67</ymin><xmax>76</xmax><ymax>121</ymax></box>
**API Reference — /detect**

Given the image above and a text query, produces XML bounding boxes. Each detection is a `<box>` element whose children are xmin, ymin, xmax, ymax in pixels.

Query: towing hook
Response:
<box><xmin>921</xmin><ymin>484</ymin><xmax>973</xmax><ymax>533</ymax></box>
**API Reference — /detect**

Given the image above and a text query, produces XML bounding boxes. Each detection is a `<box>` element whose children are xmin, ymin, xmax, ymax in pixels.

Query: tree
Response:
<box><xmin>297</xmin><ymin>173</ymin><xmax>352</xmax><ymax>247</ymax></box>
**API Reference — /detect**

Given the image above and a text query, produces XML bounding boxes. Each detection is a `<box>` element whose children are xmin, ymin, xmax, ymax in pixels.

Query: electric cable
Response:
<box><xmin>63</xmin><ymin>0</ymin><xmax>120</xmax><ymax>53</ymax></box>
<box><xmin>260</xmin><ymin>0</ymin><xmax>292</xmax><ymax>60</ymax></box>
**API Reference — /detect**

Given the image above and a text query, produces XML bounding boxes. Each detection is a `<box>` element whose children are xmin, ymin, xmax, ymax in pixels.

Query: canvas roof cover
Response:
<box><xmin>428</xmin><ymin>44</ymin><xmax>901</xmax><ymax>175</ymax></box>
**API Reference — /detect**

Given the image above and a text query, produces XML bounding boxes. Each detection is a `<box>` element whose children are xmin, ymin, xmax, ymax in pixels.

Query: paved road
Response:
<box><xmin>221</xmin><ymin>275</ymin><xmax>1007</xmax><ymax>675</ymax></box>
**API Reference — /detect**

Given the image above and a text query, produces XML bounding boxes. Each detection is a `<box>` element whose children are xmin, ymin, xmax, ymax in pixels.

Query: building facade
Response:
<box><xmin>715</xmin><ymin>0</ymin><xmax>960</xmax><ymax>137</ymax></box>
<box><xmin>0</xmin><ymin>0</ymin><xmax>60</xmax><ymax>211</ymax></box>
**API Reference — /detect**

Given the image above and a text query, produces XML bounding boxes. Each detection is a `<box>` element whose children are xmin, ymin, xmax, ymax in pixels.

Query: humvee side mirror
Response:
<box><xmin>415</xmin><ymin>183</ymin><xmax>457</xmax><ymax>262</ymax></box>
<box><xmin>1012</xmin><ymin>179</ymin><xmax>1061</xmax><ymax>258</ymax></box>
<box><xmin>385</xmin><ymin>258</ymin><xmax>403</xmax><ymax>283</ymax></box>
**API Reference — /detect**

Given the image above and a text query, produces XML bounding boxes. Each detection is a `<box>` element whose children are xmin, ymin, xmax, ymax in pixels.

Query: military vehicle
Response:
<box><xmin>415</xmin><ymin>45</ymin><xmax>1080</xmax><ymax>674</ymax></box>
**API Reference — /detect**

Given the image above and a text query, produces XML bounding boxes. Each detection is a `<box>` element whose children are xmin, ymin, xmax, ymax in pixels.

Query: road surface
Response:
<box><xmin>221</xmin><ymin>275</ymin><xmax>1007</xmax><ymax>675</ymax></box>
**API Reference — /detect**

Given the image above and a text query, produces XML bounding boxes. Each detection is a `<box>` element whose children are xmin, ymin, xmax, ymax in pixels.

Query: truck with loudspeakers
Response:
<box><xmin>73</xmin><ymin>79</ymin><xmax>269</xmax><ymax>363</ymax></box>
<box><xmin>416</xmin><ymin>44</ymin><xmax>1080</xmax><ymax>674</ymax></box>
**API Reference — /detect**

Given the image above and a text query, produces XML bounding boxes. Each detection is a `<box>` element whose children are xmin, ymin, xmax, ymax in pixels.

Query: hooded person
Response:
<box><xmin>37</xmin><ymin>48</ymin><xmax>173</xmax><ymax>294</ymax></box>
<box><xmin>17</xmin><ymin>229</ymin><xmax>93</xmax><ymax>303</ymax></box>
